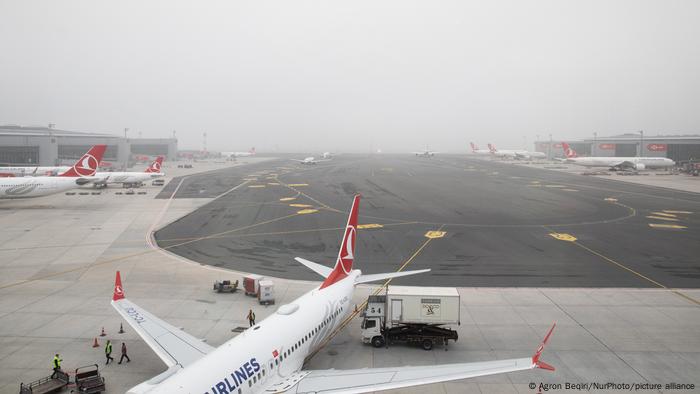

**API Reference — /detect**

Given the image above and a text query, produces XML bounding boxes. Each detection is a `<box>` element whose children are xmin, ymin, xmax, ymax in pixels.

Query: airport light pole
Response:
<box><xmin>593</xmin><ymin>132</ymin><xmax>597</xmax><ymax>156</ymax></box>
<box><xmin>536</xmin><ymin>134</ymin><xmax>540</xmax><ymax>153</ymax></box>
<box><xmin>548</xmin><ymin>134</ymin><xmax>552</xmax><ymax>160</ymax></box>
<box><xmin>639</xmin><ymin>130</ymin><xmax>644</xmax><ymax>157</ymax></box>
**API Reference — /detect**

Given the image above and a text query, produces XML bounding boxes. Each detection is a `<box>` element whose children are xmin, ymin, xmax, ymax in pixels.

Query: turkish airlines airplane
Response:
<box><xmin>292</xmin><ymin>157</ymin><xmax>330</xmax><ymax>165</ymax></box>
<box><xmin>0</xmin><ymin>145</ymin><xmax>106</xmax><ymax>199</ymax></box>
<box><xmin>222</xmin><ymin>148</ymin><xmax>256</xmax><ymax>158</ymax></box>
<box><xmin>487</xmin><ymin>144</ymin><xmax>545</xmax><ymax>160</ymax></box>
<box><xmin>561</xmin><ymin>143</ymin><xmax>675</xmax><ymax>170</ymax></box>
<box><xmin>469</xmin><ymin>142</ymin><xmax>491</xmax><ymax>156</ymax></box>
<box><xmin>111</xmin><ymin>195</ymin><xmax>556</xmax><ymax>394</ymax></box>
<box><xmin>0</xmin><ymin>165</ymin><xmax>71</xmax><ymax>177</ymax></box>
<box><xmin>95</xmin><ymin>156</ymin><xmax>165</xmax><ymax>186</ymax></box>
<box><xmin>412</xmin><ymin>146</ymin><xmax>438</xmax><ymax>157</ymax></box>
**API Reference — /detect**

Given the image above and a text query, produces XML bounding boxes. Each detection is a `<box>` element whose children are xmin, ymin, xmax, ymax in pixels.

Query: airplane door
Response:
<box><xmin>391</xmin><ymin>299</ymin><xmax>402</xmax><ymax>324</ymax></box>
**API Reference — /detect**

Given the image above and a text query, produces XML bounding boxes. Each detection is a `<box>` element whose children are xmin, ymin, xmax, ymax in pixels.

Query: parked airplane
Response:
<box><xmin>111</xmin><ymin>195</ymin><xmax>556</xmax><ymax>394</ymax></box>
<box><xmin>562</xmin><ymin>142</ymin><xmax>675</xmax><ymax>170</ymax></box>
<box><xmin>0</xmin><ymin>145</ymin><xmax>106</xmax><ymax>199</ymax></box>
<box><xmin>292</xmin><ymin>157</ymin><xmax>330</xmax><ymax>165</ymax></box>
<box><xmin>469</xmin><ymin>142</ymin><xmax>491</xmax><ymax>156</ymax></box>
<box><xmin>94</xmin><ymin>156</ymin><xmax>164</xmax><ymax>187</ymax></box>
<box><xmin>222</xmin><ymin>147</ymin><xmax>256</xmax><ymax>158</ymax></box>
<box><xmin>487</xmin><ymin>144</ymin><xmax>545</xmax><ymax>160</ymax></box>
<box><xmin>322</xmin><ymin>152</ymin><xmax>333</xmax><ymax>159</ymax></box>
<box><xmin>412</xmin><ymin>146</ymin><xmax>438</xmax><ymax>157</ymax></box>
<box><xmin>0</xmin><ymin>165</ymin><xmax>70</xmax><ymax>177</ymax></box>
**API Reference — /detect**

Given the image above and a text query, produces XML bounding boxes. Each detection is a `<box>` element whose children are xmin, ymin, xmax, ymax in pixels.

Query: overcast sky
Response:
<box><xmin>1</xmin><ymin>1</ymin><xmax>699</xmax><ymax>152</ymax></box>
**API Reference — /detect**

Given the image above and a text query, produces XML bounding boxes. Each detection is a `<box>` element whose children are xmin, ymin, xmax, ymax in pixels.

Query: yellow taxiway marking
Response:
<box><xmin>297</xmin><ymin>209</ymin><xmax>318</xmax><ymax>214</ymax></box>
<box><xmin>562</xmin><ymin>188</ymin><xmax>579</xmax><ymax>192</ymax></box>
<box><xmin>651</xmin><ymin>212</ymin><xmax>677</xmax><ymax>218</ymax></box>
<box><xmin>549</xmin><ymin>233</ymin><xmax>577</xmax><ymax>242</ymax></box>
<box><xmin>424</xmin><ymin>231</ymin><xmax>447</xmax><ymax>239</ymax></box>
<box><xmin>545</xmin><ymin>185</ymin><xmax>565</xmax><ymax>188</ymax></box>
<box><xmin>279</xmin><ymin>197</ymin><xmax>297</xmax><ymax>201</ymax></box>
<box><xmin>288</xmin><ymin>183</ymin><xmax>308</xmax><ymax>187</ymax></box>
<box><xmin>357</xmin><ymin>223</ymin><xmax>384</xmax><ymax>229</ymax></box>
<box><xmin>604</xmin><ymin>197</ymin><xmax>618</xmax><ymax>202</ymax></box>
<box><xmin>267</xmin><ymin>182</ymin><xmax>280</xmax><ymax>186</ymax></box>
<box><xmin>648</xmin><ymin>223</ymin><xmax>687</xmax><ymax>229</ymax></box>
<box><xmin>530</xmin><ymin>181</ymin><xmax>540</xmax><ymax>184</ymax></box>
<box><xmin>289</xmin><ymin>204</ymin><xmax>312</xmax><ymax>208</ymax></box>
<box><xmin>243</xmin><ymin>178</ymin><xmax>258</xmax><ymax>181</ymax></box>
<box><xmin>646</xmin><ymin>215</ymin><xmax>679</xmax><ymax>222</ymax></box>
<box><xmin>248</xmin><ymin>185</ymin><xmax>266</xmax><ymax>188</ymax></box>
<box><xmin>663</xmin><ymin>210</ymin><xmax>692</xmax><ymax>214</ymax></box>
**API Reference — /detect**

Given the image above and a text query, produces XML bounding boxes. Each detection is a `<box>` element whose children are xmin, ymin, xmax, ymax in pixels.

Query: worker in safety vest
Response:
<box><xmin>51</xmin><ymin>354</ymin><xmax>62</xmax><ymax>378</ymax></box>
<box><xmin>105</xmin><ymin>340</ymin><xmax>114</xmax><ymax>365</ymax></box>
<box><xmin>247</xmin><ymin>309</ymin><xmax>256</xmax><ymax>326</ymax></box>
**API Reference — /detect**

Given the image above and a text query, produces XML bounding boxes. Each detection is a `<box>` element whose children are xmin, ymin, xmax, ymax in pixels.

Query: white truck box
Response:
<box><xmin>258</xmin><ymin>280</ymin><xmax>275</xmax><ymax>305</ymax></box>
<box><xmin>385</xmin><ymin>286</ymin><xmax>460</xmax><ymax>326</ymax></box>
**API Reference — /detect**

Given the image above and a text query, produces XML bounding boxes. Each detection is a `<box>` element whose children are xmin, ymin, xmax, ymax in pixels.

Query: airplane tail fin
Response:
<box><xmin>145</xmin><ymin>156</ymin><xmax>164</xmax><ymax>173</ymax></box>
<box><xmin>59</xmin><ymin>145</ymin><xmax>106</xmax><ymax>177</ymax></box>
<box><xmin>250</xmin><ymin>147</ymin><xmax>256</xmax><ymax>155</ymax></box>
<box><xmin>470</xmin><ymin>142</ymin><xmax>478</xmax><ymax>152</ymax></box>
<box><xmin>488</xmin><ymin>143</ymin><xmax>496</xmax><ymax>153</ymax></box>
<box><xmin>562</xmin><ymin>142</ymin><xmax>578</xmax><ymax>158</ymax></box>
<box><xmin>319</xmin><ymin>195</ymin><xmax>360</xmax><ymax>289</ymax></box>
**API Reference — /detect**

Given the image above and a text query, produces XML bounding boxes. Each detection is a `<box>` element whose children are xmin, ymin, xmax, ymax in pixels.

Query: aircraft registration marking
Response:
<box><xmin>288</xmin><ymin>183</ymin><xmax>308</xmax><ymax>187</ymax></box>
<box><xmin>424</xmin><ymin>231</ymin><xmax>447</xmax><ymax>239</ymax></box>
<box><xmin>648</xmin><ymin>223</ymin><xmax>687</xmax><ymax>229</ymax></box>
<box><xmin>357</xmin><ymin>223</ymin><xmax>384</xmax><ymax>229</ymax></box>
<box><xmin>297</xmin><ymin>209</ymin><xmax>318</xmax><ymax>214</ymax></box>
<box><xmin>549</xmin><ymin>233</ymin><xmax>577</xmax><ymax>242</ymax></box>
<box><xmin>646</xmin><ymin>215</ymin><xmax>679</xmax><ymax>222</ymax></box>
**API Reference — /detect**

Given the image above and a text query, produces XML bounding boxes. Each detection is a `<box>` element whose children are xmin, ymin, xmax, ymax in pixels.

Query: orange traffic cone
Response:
<box><xmin>99</xmin><ymin>327</ymin><xmax>106</xmax><ymax>337</ymax></box>
<box><xmin>118</xmin><ymin>323</ymin><xmax>125</xmax><ymax>334</ymax></box>
<box><xmin>92</xmin><ymin>337</ymin><xmax>99</xmax><ymax>348</ymax></box>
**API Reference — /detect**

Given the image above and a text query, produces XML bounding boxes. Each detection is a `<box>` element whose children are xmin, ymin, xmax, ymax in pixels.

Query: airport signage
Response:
<box><xmin>647</xmin><ymin>143</ymin><xmax>667</xmax><ymax>151</ymax></box>
<box><xmin>599</xmin><ymin>143</ymin><xmax>615</xmax><ymax>150</ymax></box>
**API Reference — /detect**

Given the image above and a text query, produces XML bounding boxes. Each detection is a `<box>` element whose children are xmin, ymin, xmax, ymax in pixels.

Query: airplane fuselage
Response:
<box><xmin>143</xmin><ymin>271</ymin><xmax>358</xmax><ymax>394</ymax></box>
<box><xmin>0</xmin><ymin>177</ymin><xmax>91</xmax><ymax>199</ymax></box>
<box><xmin>567</xmin><ymin>156</ymin><xmax>675</xmax><ymax>169</ymax></box>
<box><xmin>96</xmin><ymin>171</ymin><xmax>164</xmax><ymax>184</ymax></box>
<box><xmin>0</xmin><ymin>166</ymin><xmax>71</xmax><ymax>177</ymax></box>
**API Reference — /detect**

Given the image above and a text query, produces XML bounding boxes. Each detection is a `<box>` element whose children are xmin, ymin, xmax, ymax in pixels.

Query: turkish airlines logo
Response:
<box><xmin>340</xmin><ymin>225</ymin><xmax>355</xmax><ymax>274</ymax></box>
<box><xmin>647</xmin><ymin>144</ymin><xmax>667</xmax><ymax>152</ymax></box>
<box><xmin>151</xmin><ymin>161</ymin><xmax>161</xmax><ymax>171</ymax></box>
<box><xmin>73</xmin><ymin>154</ymin><xmax>99</xmax><ymax>176</ymax></box>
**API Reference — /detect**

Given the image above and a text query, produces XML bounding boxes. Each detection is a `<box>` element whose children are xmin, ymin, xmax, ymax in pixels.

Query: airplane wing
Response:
<box><xmin>110</xmin><ymin>271</ymin><xmax>215</xmax><ymax>368</ymax></box>
<box><xmin>277</xmin><ymin>324</ymin><xmax>555</xmax><ymax>394</ymax></box>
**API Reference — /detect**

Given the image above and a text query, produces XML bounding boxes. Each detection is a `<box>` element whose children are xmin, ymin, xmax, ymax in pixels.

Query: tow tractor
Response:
<box><xmin>213</xmin><ymin>279</ymin><xmax>239</xmax><ymax>293</ymax></box>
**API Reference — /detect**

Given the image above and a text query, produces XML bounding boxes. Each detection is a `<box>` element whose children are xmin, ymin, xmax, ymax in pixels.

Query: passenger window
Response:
<box><xmin>249</xmin><ymin>380</ymin><xmax>252</xmax><ymax>387</ymax></box>
<box><xmin>253</xmin><ymin>376</ymin><xmax>257</xmax><ymax>383</ymax></box>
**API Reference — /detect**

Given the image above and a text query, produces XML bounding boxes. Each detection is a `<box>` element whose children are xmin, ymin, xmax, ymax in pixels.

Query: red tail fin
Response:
<box><xmin>250</xmin><ymin>147</ymin><xmax>256</xmax><ymax>154</ymax></box>
<box><xmin>562</xmin><ymin>142</ymin><xmax>577</xmax><ymax>158</ymax></box>
<box><xmin>470</xmin><ymin>142</ymin><xmax>478</xmax><ymax>152</ymax></box>
<box><xmin>113</xmin><ymin>271</ymin><xmax>125</xmax><ymax>301</ymax></box>
<box><xmin>145</xmin><ymin>156</ymin><xmax>164</xmax><ymax>173</ymax></box>
<box><xmin>59</xmin><ymin>145</ymin><xmax>106</xmax><ymax>177</ymax></box>
<box><xmin>320</xmin><ymin>195</ymin><xmax>360</xmax><ymax>289</ymax></box>
<box><xmin>487</xmin><ymin>143</ymin><xmax>496</xmax><ymax>153</ymax></box>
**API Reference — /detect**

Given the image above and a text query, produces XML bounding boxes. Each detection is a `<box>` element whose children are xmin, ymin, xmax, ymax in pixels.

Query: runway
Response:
<box><xmin>154</xmin><ymin>154</ymin><xmax>700</xmax><ymax>289</ymax></box>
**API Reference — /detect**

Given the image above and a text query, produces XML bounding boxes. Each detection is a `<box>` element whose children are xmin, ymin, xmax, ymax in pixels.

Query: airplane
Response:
<box><xmin>321</xmin><ymin>152</ymin><xmax>332</xmax><ymax>159</ymax></box>
<box><xmin>469</xmin><ymin>142</ymin><xmax>491</xmax><ymax>156</ymax></box>
<box><xmin>561</xmin><ymin>142</ymin><xmax>675</xmax><ymax>171</ymax></box>
<box><xmin>291</xmin><ymin>157</ymin><xmax>330</xmax><ymax>165</ymax></box>
<box><xmin>111</xmin><ymin>195</ymin><xmax>556</xmax><ymax>394</ymax></box>
<box><xmin>222</xmin><ymin>147</ymin><xmax>256</xmax><ymax>158</ymax></box>
<box><xmin>94</xmin><ymin>156</ymin><xmax>165</xmax><ymax>187</ymax></box>
<box><xmin>0</xmin><ymin>165</ymin><xmax>71</xmax><ymax>177</ymax></box>
<box><xmin>487</xmin><ymin>144</ymin><xmax>546</xmax><ymax>160</ymax></box>
<box><xmin>412</xmin><ymin>146</ymin><xmax>438</xmax><ymax>157</ymax></box>
<box><xmin>0</xmin><ymin>145</ymin><xmax>106</xmax><ymax>199</ymax></box>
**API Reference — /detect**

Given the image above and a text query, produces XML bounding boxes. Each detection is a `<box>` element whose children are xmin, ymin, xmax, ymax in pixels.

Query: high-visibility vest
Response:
<box><xmin>105</xmin><ymin>343</ymin><xmax>112</xmax><ymax>354</ymax></box>
<box><xmin>53</xmin><ymin>356</ymin><xmax>61</xmax><ymax>368</ymax></box>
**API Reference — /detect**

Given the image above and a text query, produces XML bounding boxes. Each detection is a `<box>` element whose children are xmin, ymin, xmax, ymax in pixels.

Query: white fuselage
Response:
<box><xmin>471</xmin><ymin>149</ymin><xmax>491</xmax><ymax>156</ymax></box>
<box><xmin>223</xmin><ymin>152</ymin><xmax>254</xmax><ymax>158</ymax></box>
<box><xmin>96</xmin><ymin>171</ymin><xmax>164</xmax><ymax>184</ymax></box>
<box><xmin>566</xmin><ymin>156</ymin><xmax>675</xmax><ymax>169</ymax></box>
<box><xmin>0</xmin><ymin>166</ymin><xmax>70</xmax><ymax>177</ymax></box>
<box><xmin>0</xmin><ymin>177</ymin><xmax>91</xmax><ymax>199</ymax></box>
<box><xmin>141</xmin><ymin>271</ymin><xmax>358</xmax><ymax>394</ymax></box>
<box><xmin>300</xmin><ymin>157</ymin><xmax>317</xmax><ymax>164</ymax></box>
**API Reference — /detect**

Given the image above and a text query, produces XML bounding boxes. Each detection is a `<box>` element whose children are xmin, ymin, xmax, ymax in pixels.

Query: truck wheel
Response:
<box><xmin>371</xmin><ymin>336</ymin><xmax>385</xmax><ymax>348</ymax></box>
<box><xmin>421</xmin><ymin>339</ymin><xmax>433</xmax><ymax>351</ymax></box>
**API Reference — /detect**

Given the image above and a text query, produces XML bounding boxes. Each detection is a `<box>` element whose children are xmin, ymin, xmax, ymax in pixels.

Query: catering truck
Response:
<box><xmin>360</xmin><ymin>286</ymin><xmax>460</xmax><ymax>350</ymax></box>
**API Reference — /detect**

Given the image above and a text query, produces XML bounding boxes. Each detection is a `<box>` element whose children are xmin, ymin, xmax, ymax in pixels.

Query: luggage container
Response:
<box><xmin>258</xmin><ymin>280</ymin><xmax>275</xmax><ymax>305</ymax></box>
<box><xmin>243</xmin><ymin>274</ymin><xmax>265</xmax><ymax>296</ymax></box>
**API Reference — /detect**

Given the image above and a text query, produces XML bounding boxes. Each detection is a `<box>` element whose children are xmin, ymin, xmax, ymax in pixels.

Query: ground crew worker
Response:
<box><xmin>247</xmin><ymin>309</ymin><xmax>256</xmax><ymax>327</ymax></box>
<box><xmin>51</xmin><ymin>354</ymin><xmax>62</xmax><ymax>378</ymax></box>
<box><xmin>118</xmin><ymin>342</ymin><xmax>130</xmax><ymax>364</ymax></box>
<box><xmin>105</xmin><ymin>340</ymin><xmax>114</xmax><ymax>365</ymax></box>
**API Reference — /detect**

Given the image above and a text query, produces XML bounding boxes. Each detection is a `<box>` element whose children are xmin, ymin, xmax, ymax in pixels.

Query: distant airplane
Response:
<box><xmin>222</xmin><ymin>147</ymin><xmax>256</xmax><ymax>158</ymax></box>
<box><xmin>412</xmin><ymin>146</ymin><xmax>438</xmax><ymax>157</ymax></box>
<box><xmin>110</xmin><ymin>195</ymin><xmax>556</xmax><ymax>394</ymax></box>
<box><xmin>561</xmin><ymin>143</ymin><xmax>674</xmax><ymax>170</ymax></box>
<box><xmin>322</xmin><ymin>152</ymin><xmax>333</xmax><ymax>159</ymax></box>
<box><xmin>487</xmin><ymin>144</ymin><xmax>545</xmax><ymax>160</ymax></box>
<box><xmin>0</xmin><ymin>145</ymin><xmax>106</xmax><ymax>199</ymax></box>
<box><xmin>94</xmin><ymin>156</ymin><xmax>165</xmax><ymax>186</ymax></box>
<box><xmin>469</xmin><ymin>142</ymin><xmax>491</xmax><ymax>156</ymax></box>
<box><xmin>291</xmin><ymin>156</ymin><xmax>331</xmax><ymax>165</ymax></box>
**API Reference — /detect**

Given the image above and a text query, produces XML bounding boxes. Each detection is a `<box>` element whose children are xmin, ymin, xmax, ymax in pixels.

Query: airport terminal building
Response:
<box><xmin>536</xmin><ymin>133</ymin><xmax>700</xmax><ymax>162</ymax></box>
<box><xmin>0</xmin><ymin>125</ymin><xmax>177</xmax><ymax>168</ymax></box>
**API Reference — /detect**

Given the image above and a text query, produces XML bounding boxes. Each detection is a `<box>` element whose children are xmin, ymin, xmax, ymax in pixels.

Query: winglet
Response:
<box><xmin>113</xmin><ymin>271</ymin><xmax>125</xmax><ymax>301</ymax></box>
<box><xmin>532</xmin><ymin>323</ymin><xmax>556</xmax><ymax>371</ymax></box>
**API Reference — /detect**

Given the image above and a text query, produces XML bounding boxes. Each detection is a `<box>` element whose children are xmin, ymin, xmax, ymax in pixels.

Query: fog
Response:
<box><xmin>1</xmin><ymin>1</ymin><xmax>699</xmax><ymax>152</ymax></box>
